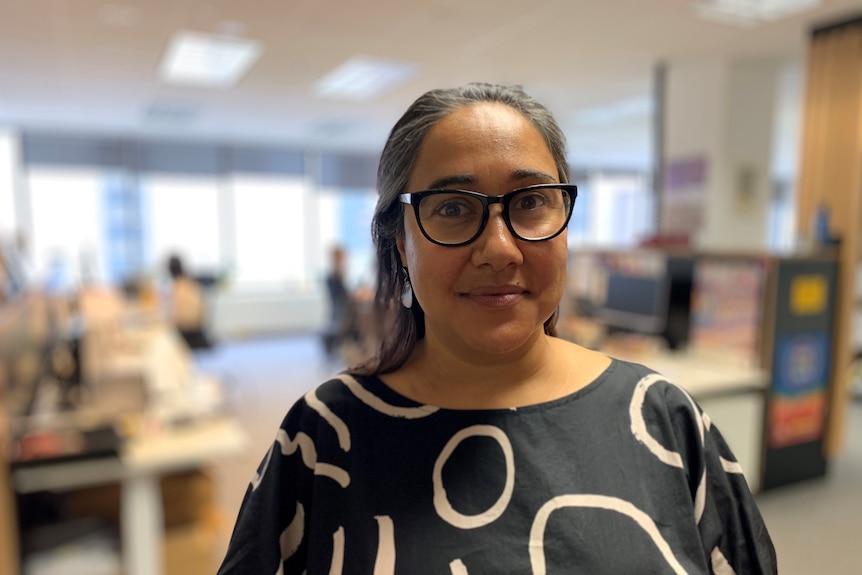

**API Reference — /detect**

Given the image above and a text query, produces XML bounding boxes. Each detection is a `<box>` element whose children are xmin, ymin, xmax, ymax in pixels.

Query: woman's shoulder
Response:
<box><xmin>600</xmin><ymin>356</ymin><xmax>704</xmax><ymax>423</ymax></box>
<box><xmin>278</xmin><ymin>371</ymin><xmax>436</xmax><ymax>428</ymax></box>
<box><xmin>282</xmin><ymin>373</ymin><xmax>365</xmax><ymax>415</ymax></box>
<box><xmin>554</xmin><ymin>338</ymin><xmax>692</xmax><ymax>405</ymax></box>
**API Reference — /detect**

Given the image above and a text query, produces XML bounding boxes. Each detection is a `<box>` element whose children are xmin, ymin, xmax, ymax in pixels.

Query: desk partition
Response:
<box><xmin>563</xmin><ymin>248</ymin><xmax>841</xmax><ymax>492</ymax></box>
<box><xmin>760</xmin><ymin>257</ymin><xmax>837</xmax><ymax>490</ymax></box>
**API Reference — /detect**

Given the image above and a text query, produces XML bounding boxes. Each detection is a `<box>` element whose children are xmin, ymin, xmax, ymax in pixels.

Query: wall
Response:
<box><xmin>209</xmin><ymin>292</ymin><xmax>326</xmax><ymax>340</ymax></box>
<box><xmin>664</xmin><ymin>58</ymin><xmax>728</xmax><ymax>163</ymax></box>
<box><xmin>661</xmin><ymin>57</ymin><xmax>784</xmax><ymax>252</ymax></box>
<box><xmin>701</xmin><ymin>59</ymin><xmax>778</xmax><ymax>251</ymax></box>
<box><xmin>661</xmin><ymin>58</ymin><xmax>727</xmax><ymax>240</ymax></box>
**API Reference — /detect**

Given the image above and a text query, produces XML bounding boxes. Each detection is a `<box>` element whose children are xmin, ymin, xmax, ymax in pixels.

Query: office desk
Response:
<box><xmin>12</xmin><ymin>417</ymin><xmax>248</xmax><ymax>575</ymax></box>
<box><xmin>616</xmin><ymin>349</ymin><xmax>769</xmax><ymax>396</ymax></box>
<box><xmin>10</xmin><ymin>303</ymin><xmax>248</xmax><ymax>575</ymax></box>
<box><xmin>607</xmin><ymin>348</ymin><xmax>769</xmax><ymax>493</ymax></box>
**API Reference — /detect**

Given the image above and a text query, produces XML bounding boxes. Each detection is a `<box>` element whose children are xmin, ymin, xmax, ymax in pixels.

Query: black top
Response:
<box><xmin>217</xmin><ymin>359</ymin><xmax>777</xmax><ymax>574</ymax></box>
<box><xmin>325</xmin><ymin>272</ymin><xmax>351</xmax><ymax>325</ymax></box>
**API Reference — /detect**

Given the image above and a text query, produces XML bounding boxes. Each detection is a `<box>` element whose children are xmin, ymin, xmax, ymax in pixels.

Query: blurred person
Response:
<box><xmin>43</xmin><ymin>250</ymin><xmax>73</xmax><ymax>295</ymax></box>
<box><xmin>166</xmin><ymin>254</ymin><xmax>209</xmax><ymax>350</ymax></box>
<box><xmin>217</xmin><ymin>83</ymin><xmax>777</xmax><ymax>573</ymax></box>
<box><xmin>322</xmin><ymin>245</ymin><xmax>361</xmax><ymax>362</ymax></box>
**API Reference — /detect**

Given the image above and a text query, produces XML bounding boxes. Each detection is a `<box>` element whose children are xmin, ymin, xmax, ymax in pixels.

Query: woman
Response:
<box><xmin>218</xmin><ymin>83</ymin><xmax>777</xmax><ymax>574</ymax></box>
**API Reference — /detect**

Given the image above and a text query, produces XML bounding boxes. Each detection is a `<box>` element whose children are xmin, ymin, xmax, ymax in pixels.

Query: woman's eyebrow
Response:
<box><xmin>425</xmin><ymin>174</ymin><xmax>475</xmax><ymax>190</ymax></box>
<box><xmin>423</xmin><ymin>169</ymin><xmax>557</xmax><ymax>190</ymax></box>
<box><xmin>511</xmin><ymin>168</ymin><xmax>558</xmax><ymax>183</ymax></box>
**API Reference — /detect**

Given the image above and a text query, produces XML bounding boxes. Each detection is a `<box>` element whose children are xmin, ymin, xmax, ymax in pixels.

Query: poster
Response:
<box><xmin>689</xmin><ymin>258</ymin><xmax>766</xmax><ymax>366</ymax></box>
<box><xmin>660</xmin><ymin>155</ymin><xmax>707</xmax><ymax>236</ymax></box>
<box><xmin>768</xmin><ymin>333</ymin><xmax>829</xmax><ymax>448</ymax></box>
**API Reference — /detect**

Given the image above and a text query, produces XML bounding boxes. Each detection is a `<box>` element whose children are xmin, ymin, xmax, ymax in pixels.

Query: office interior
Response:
<box><xmin>2</xmin><ymin>1</ymin><xmax>862</xmax><ymax>574</ymax></box>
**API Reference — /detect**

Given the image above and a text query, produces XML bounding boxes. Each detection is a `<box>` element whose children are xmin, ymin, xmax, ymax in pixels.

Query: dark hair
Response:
<box><xmin>353</xmin><ymin>83</ymin><xmax>570</xmax><ymax>375</ymax></box>
<box><xmin>168</xmin><ymin>254</ymin><xmax>184</xmax><ymax>279</ymax></box>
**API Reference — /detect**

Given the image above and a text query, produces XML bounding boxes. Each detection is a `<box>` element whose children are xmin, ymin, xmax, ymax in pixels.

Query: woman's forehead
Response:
<box><xmin>430</xmin><ymin>102</ymin><xmax>533</xmax><ymax>145</ymax></box>
<box><xmin>409</xmin><ymin>103</ymin><xmax>556</xmax><ymax>188</ymax></box>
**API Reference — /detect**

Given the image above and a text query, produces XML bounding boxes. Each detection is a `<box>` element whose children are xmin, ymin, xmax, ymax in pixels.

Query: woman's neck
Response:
<box><xmin>385</xmin><ymin>334</ymin><xmax>590</xmax><ymax>410</ymax></box>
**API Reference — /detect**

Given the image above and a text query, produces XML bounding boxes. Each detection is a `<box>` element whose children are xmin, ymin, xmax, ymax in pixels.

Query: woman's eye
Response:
<box><xmin>439</xmin><ymin>201</ymin><xmax>464</xmax><ymax>217</ymax></box>
<box><xmin>430</xmin><ymin>198</ymin><xmax>476</xmax><ymax>218</ymax></box>
<box><xmin>514</xmin><ymin>193</ymin><xmax>548</xmax><ymax>211</ymax></box>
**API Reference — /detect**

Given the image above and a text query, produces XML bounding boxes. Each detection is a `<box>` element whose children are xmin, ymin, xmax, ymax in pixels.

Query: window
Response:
<box><xmin>141</xmin><ymin>174</ymin><xmax>221</xmax><ymax>279</ymax></box>
<box><xmin>27</xmin><ymin>168</ymin><xmax>108</xmax><ymax>289</ymax></box>
<box><xmin>569</xmin><ymin>171</ymin><xmax>655</xmax><ymax>248</ymax></box>
<box><xmin>230</xmin><ymin>174</ymin><xmax>312</xmax><ymax>292</ymax></box>
<box><xmin>318</xmin><ymin>187</ymin><xmax>378</xmax><ymax>290</ymax></box>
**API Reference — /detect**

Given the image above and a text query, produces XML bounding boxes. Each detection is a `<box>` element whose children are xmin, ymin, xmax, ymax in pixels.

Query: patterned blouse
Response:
<box><xmin>217</xmin><ymin>359</ymin><xmax>777</xmax><ymax>574</ymax></box>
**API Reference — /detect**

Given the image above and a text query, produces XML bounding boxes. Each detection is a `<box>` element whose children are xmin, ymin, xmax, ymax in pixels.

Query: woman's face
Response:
<box><xmin>397</xmin><ymin>102</ymin><xmax>569</xmax><ymax>359</ymax></box>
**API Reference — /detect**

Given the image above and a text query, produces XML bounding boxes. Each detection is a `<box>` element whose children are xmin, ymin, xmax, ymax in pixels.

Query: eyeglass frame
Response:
<box><xmin>398</xmin><ymin>183</ymin><xmax>578</xmax><ymax>247</ymax></box>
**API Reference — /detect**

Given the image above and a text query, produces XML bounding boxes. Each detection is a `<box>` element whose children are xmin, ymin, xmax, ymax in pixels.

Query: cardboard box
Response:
<box><xmin>163</xmin><ymin>520</ymin><xmax>219</xmax><ymax>575</ymax></box>
<box><xmin>160</xmin><ymin>469</ymin><xmax>214</xmax><ymax>528</ymax></box>
<box><xmin>62</xmin><ymin>468</ymin><xmax>214</xmax><ymax>529</ymax></box>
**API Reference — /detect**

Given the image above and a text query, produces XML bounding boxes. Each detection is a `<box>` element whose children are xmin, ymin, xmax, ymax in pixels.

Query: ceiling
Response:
<box><xmin>1</xmin><ymin>0</ymin><xmax>861</xmax><ymax>170</ymax></box>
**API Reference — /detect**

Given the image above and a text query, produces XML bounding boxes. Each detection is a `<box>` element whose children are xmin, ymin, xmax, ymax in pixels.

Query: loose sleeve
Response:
<box><xmin>668</xmin><ymin>388</ymin><xmax>778</xmax><ymax>575</ymax></box>
<box><xmin>217</xmin><ymin>403</ymin><xmax>313</xmax><ymax>575</ymax></box>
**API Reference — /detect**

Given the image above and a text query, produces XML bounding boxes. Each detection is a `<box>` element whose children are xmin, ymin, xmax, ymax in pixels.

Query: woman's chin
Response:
<box><xmin>459</xmin><ymin>325</ymin><xmax>544</xmax><ymax>358</ymax></box>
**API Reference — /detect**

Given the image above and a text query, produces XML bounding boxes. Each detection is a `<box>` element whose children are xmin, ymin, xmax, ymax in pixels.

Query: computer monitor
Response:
<box><xmin>599</xmin><ymin>271</ymin><xmax>670</xmax><ymax>335</ymax></box>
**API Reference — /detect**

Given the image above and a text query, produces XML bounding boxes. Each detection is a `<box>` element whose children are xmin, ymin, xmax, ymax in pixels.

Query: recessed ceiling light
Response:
<box><xmin>314</xmin><ymin>56</ymin><xmax>417</xmax><ymax>101</ymax></box>
<box><xmin>158</xmin><ymin>30</ymin><xmax>262</xmax><ymax>88</ymax></box>
<box><xmin>143</xmin><ymin>101</ymin><xmax>200</xmax><ymax>125</ymax></box>
<box><xmin>693</xmin><ymin>0</ymin><xmax>822</xmax><ymax>27</ymax></box>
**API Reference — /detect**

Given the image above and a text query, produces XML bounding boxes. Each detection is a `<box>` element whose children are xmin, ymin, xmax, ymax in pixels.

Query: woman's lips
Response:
<box><xmin>463</xmin><ymin>286</ymin><xmax>525</xmax><ymax>307</ymax></box>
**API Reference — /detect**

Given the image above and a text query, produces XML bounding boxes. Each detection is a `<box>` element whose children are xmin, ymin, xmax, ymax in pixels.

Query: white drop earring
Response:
<box><xmin>401</xmin><ymin>268</ymin><xmax>413</xmax><ymax>308</ymax></box>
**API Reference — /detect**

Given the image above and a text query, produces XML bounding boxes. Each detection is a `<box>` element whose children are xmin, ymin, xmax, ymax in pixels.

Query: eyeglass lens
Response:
<box><xmin>417</xmin><ymin>187</ymin><xmax>571</xmax><ymax>244</ymax></box>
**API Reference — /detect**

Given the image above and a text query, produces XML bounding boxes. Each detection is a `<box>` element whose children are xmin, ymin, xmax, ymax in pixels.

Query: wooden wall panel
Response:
<box><xmin>797</xmin><ymin>24</ymin><xmax>862</xmax><ymax>456</ymax></box>
<box><xmin>1</xmin><ymin>404</ymin><xmax>19</xmax><ymax>575</ymax></box>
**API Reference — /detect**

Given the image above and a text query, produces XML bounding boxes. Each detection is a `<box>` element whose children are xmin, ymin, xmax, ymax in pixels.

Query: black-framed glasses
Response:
<box><xmin>399</xmin><ymin>184</ymin><xmax>577</xmax><ymax>247</ymax></box>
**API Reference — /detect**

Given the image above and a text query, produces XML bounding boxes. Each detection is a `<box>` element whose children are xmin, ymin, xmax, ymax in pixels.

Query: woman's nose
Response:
<box><xmin>470</xmin><ymin>208</ymin><xmax>524</xmax><ymax>270</ymax></box>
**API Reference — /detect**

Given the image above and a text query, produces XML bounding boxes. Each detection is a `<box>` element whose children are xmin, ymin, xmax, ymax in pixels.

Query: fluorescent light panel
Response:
<box><xmin>159</xmin><ymin>30</ymin><xmax>262</xmax><ymax>88</ymax></box>
<box><xmin>315</xmin><ymin>56</ymin><xmax>417</xmax><ymax>101</ymax></box>
<box><xmin>694</xmin><ymin>0</ymin><xmax>822</xmax><ymax>26</ymax></box>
